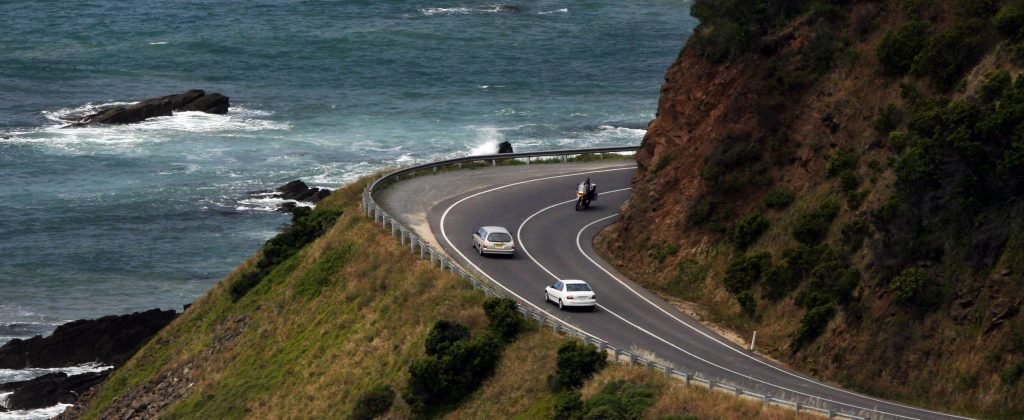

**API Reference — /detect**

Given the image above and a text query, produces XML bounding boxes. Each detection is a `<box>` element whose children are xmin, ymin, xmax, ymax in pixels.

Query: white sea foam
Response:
<box><xmin>148</xmin><ymin>41</ymin><xmax>168</xmax><ymax>45</ymax></box>
<box><xmin>538</xmin><ymin>8</ymin><xmax>568</xmax><ymax>15</ymax></box>
<box><xmin>234</xmin><ymin>196</ymin><xmax>315</xmax><ymax>212</ymax></box>
<box><xmin>0</xmin><ymin>402</ymin><xmax>73</xmax><ymax>419</ymax></box>
<box><xmin>419</xmin><ymin>6</ymin><xmax>509</xmax><ymax>16</ymax></box>
<box><xmin>468</xmin><ymin>127</ymin><xmax>504</xmax><ymax>155</ymax></box>
<box><xmin>0</xmin><ymin>362</ymin><xmax>113</xmax><ymax>385</ymax></box>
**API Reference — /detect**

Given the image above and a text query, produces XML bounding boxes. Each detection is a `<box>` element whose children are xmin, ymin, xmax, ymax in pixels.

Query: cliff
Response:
<box><xmin>599</xmin><ymin>0</ymin><xmax>1024</xmax><ymax>417</ymax></box>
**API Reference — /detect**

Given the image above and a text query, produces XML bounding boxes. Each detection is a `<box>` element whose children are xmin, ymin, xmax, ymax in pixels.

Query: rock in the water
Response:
<box><xmin>0</xmin><ymin>309</ymin><xmax>177</xmax><ymax>369</ymax></box>
<box><xmin>3</xmin><ymin>371</ymin><xmax>109</xmax><ymax>410</ymax></box>
<box><xmin>73</xmin><ymin>89</ymin><xmax>230</xmax><ymax>126</ymax></box>
<box><xmin>271</xmin><ymin>180</ymin><xmax>332</xmax><ymax>211</ymax></box>
<box><xmin>497</xmin><ymin>141</ymin><xmax>514</xmax><ymax>154</ymax></box>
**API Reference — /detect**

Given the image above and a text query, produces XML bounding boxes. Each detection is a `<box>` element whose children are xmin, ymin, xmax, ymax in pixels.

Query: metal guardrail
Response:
<box><xmin>361</xmin><ymin>147</ymin><xmax>879</xmax><ymax>420</ymax></box>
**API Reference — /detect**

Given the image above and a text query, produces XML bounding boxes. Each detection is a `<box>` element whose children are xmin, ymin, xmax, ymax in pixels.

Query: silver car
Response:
<box><xmin>472</xmin><ymin>226</ymin><xmax>515</xmax><ymax>256</ymax></box>
<box><xmin>545</xmin><ymin>279</ymin><xmax>596</xmax><ymax>311</ymax></box>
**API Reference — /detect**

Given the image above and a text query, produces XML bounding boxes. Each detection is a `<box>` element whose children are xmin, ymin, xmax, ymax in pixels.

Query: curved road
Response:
<box><xmin>381</xmin><ymin>162</ymin><xmax>964</xmax><ymax>420</ymax></box>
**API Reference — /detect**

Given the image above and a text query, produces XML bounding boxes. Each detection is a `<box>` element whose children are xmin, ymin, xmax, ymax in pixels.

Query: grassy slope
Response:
<box><xmin>79</xmin><ymin>177</ymin><xmax>807</xmax><ymax>419</ymax></box>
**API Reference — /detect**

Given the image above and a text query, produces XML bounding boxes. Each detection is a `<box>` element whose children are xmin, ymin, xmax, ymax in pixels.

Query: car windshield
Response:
<box><xmin>566</xmin><ymin>283</ymin><xmax>592</xmax><ymax>292</ymax></box>
<box><xmin>487</xmin><ymin>233</ymin><xmax>512</xmax><ymax>242</ymax></box>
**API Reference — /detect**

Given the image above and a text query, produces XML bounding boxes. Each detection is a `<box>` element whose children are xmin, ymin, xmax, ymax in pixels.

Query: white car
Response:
<box><xmin>472</xmin><ymin>226</ymin><xmax>515</xmax><ymax>256</ymax></box>
<box><xmin>545</xmin><ymin>279</ymin><xmax>596</xmax><ymax>311</ymax></box>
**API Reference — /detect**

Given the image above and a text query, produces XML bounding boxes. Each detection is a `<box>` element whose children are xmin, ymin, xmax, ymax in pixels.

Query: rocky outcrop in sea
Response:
<box><xmin>70</xmin><ymin>89</ymin><xmax>229</xmax><ymax>126</ymax></box>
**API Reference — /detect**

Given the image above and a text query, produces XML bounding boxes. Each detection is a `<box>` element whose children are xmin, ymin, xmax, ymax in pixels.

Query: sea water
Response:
<box><xmin>0</xmin><ymin>1</ymin><xmax>695</xmax><ymax>414</ymax></box>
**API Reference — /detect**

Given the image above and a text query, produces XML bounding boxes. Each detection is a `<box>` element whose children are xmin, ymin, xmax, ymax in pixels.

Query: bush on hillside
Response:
<box><xmin>736</xmin><ymin>290</ymin><xmax>757</xmax><ymax>317</ymax></box>
<box><xmin>876</xmin><ymin>20</ymin><xmax>929</xmax><ymax>75</ymax></box>
<box><xmin>794</xmin><ymin>303</ymin><xmax>837</xmax><ymax>349</ymax></box>
<box><xmin>910</xmin><ymin>22</ymin><xmax>984</xmax><ymax>90</ymax></box>
<box><xmin>874</xmin><ymin>104</ymin><xmax>903</xmax><ymax>134</ymax></box>
<box><xmin>826</xmin><ymin>149</ymin><xmax>858</xmax><ymax>177</ymax></box>
<box><xmin>582</xmin><ymin>380</ymin><xmax>659</xmax><ymax>420</ymax></box>
<box><xmin>484</xmin><ymin>297</ymin><xmax>525</xmax><ymax>342</ymax></box>
<box><xmin>993</xmin><ymin>0</ymin><xmax>1024</xmax><ymax>39</ymax></box>
<box><xmin>553</xmin><ymin>340</ymin><xmax>609</xmax><ymax>391</ymax></box>
<box><xmin>404</xmin><ymin>334</ymin><xmax>502</xmax><ymax>412</ymax></box>
<box><xmin>1000</xmin><ymin>362</ymin><xmax>1024</xmax><ymax>385</ymax></box>
<box><xmin>764</xmin><ymin>188</ymin><xmax>795</xmax><ymax>209</ymax></box>
<box><xmin>841</xmin><ymin>219</ymin><xmax>871</xmax><ymax>251</ymax></box>
<box><xmin>723</xmin><ymin>252</ymin><xmax>772</xmax><ymax>294</ymax></box>
<box><xmin>425</xmin><ymin>320</ymin><xmax>470</xmax><ymax>356</ymax></box>
<box><xmin>730</xmin><ymin>213</ymin><xmax>770</xmax><ymax>250</ymax></box>
<box><xmin>792</xmin><ymin>200</ymin><xmax>840</xmax><ymax>245</ymax></box>
<box><xmin>551</xmin><ymin>391</ymin><xmax>584</xmax><ymax>419</ymax></box>
<box><xmin>229</xmin><ymin>207</ymin><xmax>343</xmax><ymax>301</ymax></box>
<box><xmin>350</xmin><ymin>385</ymin><xmax>396</xmax><ymax>420</ymax></box>
<box><xmin>890</xmin><ymin>267</ymin><xmax>928</xmax><ymax>304</ymax></box>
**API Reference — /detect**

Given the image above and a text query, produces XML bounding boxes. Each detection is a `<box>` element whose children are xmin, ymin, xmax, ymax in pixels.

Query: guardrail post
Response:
<box><xmin>708</xmin><ymin>380</ymin><xmax>715</xmax><ymax>390</ymax></box>
<box><xmin>614</xmin><ymin>348</ymin><xmax>622</xmax><ymax>363</ymax></box>
<box><xmin>491</xmin><ymin>159</ymin><xmax>496</xmax><ymax>167</ymax></box>
<box><xmin>663</xmin><ymin>365</ymin><xmax>671</xmax><ymax>378</ymax></box>
<box><xmin>763</xmin><ymin>395</ymin><xmax>769</xmax><ymax>407</ymax></box>
<box><xmin>795</xmin><ymin>402</ymin><xmax>801</xmax><ymax>414</ymax></box>
<box><xmin>391</xmin><ymin>223</ymin><xmax>397</xmax><ymax>238</ymax></box>
<box><xmin>628</xmin><ymin>354</ymin><xmax>636</xmax><ymax>366</ymax></box>
<box><xmin>598</xmin><ymin>341</ymin><xmax>606</xmax><ymax>354</ymax></box>
<box><xmin>828</xmin><ymin>409</ymin><xmax>835</xmax><ymax>419</ymax></box>
<box><xmin>734</xmin><ymin>387</ymin><xmax>742</xmax><ymax>397</ymax></box>
<box><xmin>684</xmin><ymin>373</ymin><xmax>691</xmax><ymax>385</ymax></box>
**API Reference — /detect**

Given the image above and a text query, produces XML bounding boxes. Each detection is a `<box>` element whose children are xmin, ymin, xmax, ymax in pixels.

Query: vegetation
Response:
<box><xmin>792</xmin><ymin>200</ymin><xmax>840</xmax><ymax>245</ymax></box>
<box><xmin>723</xmin><ymin>252</ymin><xmax>771</xmax><ymax>295</ymax></box>
<box><xmin>794</xmin><ymin>303</ymin><xmax>836</xmax><ymax>349</ymax></box>
<box><xmin>730</xmin><ymin>213</ymin><xmax>770</xmax><ymax>250</ymax></box>
<box><xmin>554</xmin><ymin>380</ymin><xmax>659</xmax><ymax>420</ymax></box>
<box><xmin>350</xmin><ymin>385</ymin><xmax>395</xmax><ymax>420</ymax></box>
<box><xmin>876</xmin><ymin>21</ymin><xmax>930</xmax><ymax>75</ymax></box>
<box><xmin>764</xmin><ymin>188</ymin><xmax>795</xmax><ymax>209</ymax></box>
<box><xmin>552</xmin><ymin>340</ymin><xmax>609</xmax><ymax>391</ymax></box>
<box><xmin>230</xmin><ymin>207</ymin><xmax>343</xmax><ymax>301</ymax></box>
<box><xmin>889</xmin><ymin>267</ymin><xmax>929</xmax><ymax>305</ymax></box>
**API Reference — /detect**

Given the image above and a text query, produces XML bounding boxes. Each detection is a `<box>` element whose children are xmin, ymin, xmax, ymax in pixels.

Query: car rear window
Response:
<box><xmin>566</xmin><ymin>283</ymin><xmax>592</xmax><ymax>292</ymax></box>
<box><xmin>487</xmin><ymin>233</ymin><xmax>512</xmax><ymax>242</ymax></box>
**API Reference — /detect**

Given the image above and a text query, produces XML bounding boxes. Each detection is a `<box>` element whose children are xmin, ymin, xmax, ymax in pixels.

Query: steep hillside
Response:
<box><xmin>599</xmin><ymin>0</ymin><xmax>1024</xmax><ymax>417</ymax></box>
<box><xmin>65</xmin><ymin>178</ymin><xmax>807</xmax><ymax>419</ymax></box>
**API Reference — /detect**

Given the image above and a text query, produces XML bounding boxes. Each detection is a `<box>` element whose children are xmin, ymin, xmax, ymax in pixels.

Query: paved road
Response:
<box><xmin>381</xmin><ymin>162</ymin><xmax>965</xmax><ymax>420</ymax></box>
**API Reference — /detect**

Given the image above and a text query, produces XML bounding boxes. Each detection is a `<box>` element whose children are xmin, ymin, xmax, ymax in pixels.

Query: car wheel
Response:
<box><xmin>587</xmin><ymin>305</ymin><xmax>596</xmax><ymax>312</ymax></box>
<box><xmin>478</xmin><ymin>245</ymin><xmax>483</xmax><ymax>256</ymax></box>
<box><xmin>558</xmin><ymin>299</ymin><xmax>564</xmax><ymax>310</ymax></box>
<box><xmin>544</xmin><ymin>292</ymin><xmax>549</xmax><ymax>303</ymax></box>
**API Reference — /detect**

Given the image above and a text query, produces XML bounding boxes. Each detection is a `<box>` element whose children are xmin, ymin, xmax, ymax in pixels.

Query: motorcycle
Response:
<box><xmin>575</xmin><ymin>181</ymin><xmax>598</xmax><ymax>211</ymax></box>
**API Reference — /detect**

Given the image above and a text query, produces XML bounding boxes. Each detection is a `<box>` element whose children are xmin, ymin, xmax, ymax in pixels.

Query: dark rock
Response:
<box><xmin>0</xmin><ymin>373</ymin><xmax>66</xmax><ymax>392</ymax></box>
<box><xmin>269</xmin><ymin>180</ymin><xmax>332</xmax><ymax>211</ymax></box>
<box><xmin>497</xmin><ymin>141</ymin><xmax>514</xmax><ymax>154</ymax></box>
<box><xmin>496</xmin><ymin>4</ymin><xmax>522</xmax><ymax>12</ymax></box>
<box><xmin>0</xmin><ymin>309</ymin><xmax>177</xmax><ymax>369</ymax></box>
<box><xmin>278</xmin><ymin>202</ymin><xmax>298</xmax><ymax>213</ymax></box>
<box><xmin>4</xmin><ymin>371</ymin><xmax>109</xmax><ymax>410</ymax></box>
<box><xmin>73</xmin><ymin>90</ymin><xmax>230</xmax><ymax>126</ymax></box>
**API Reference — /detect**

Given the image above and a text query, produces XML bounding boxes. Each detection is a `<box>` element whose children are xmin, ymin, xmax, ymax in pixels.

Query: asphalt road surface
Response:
<box><xmin>379</xmin><ymin>161</ymin><xmax>965</xmax><ymax>420</ymax></box>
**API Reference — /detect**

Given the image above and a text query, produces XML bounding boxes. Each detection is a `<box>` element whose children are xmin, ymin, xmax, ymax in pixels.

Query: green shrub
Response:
<box><xmin>730</xmin><ymin>213</ymin><xmax>770</xmax><ymax>250</ymax></box>
<box><xmin>826</xmin><ymin>150</ymin><xmax>858</xmax><ymax>177</ymax></box>
<box><xmin>792</xmin><ymin>200</ymin><xmax>840</xmax><ymax>245</ymax></box>
<box><xmin>764</xmin><ymin>188</ymin><xmax>795</xmax><ymax>209</ymax></box>
<box><xmin>979</xmin><ymin>69</ymin><xmax>1012</xmax><ymax>103</ymax></box>
<box><xmin>652</xmin><ymin>243</ymin><xmax>679</xmax><ymax>264</ymax></box>
<box><xmin>484</xmin><ymin>297</ymin><xmax>525</xmax><ymax>342</ymax></box>
<box><xmin>425</xmin><ymin>320</ymin><xmax>470</xmax><ymax>356</ymax></box>
<box><xmin>876</xmin><ymin>21</ymin><xmax>929</xmax><ymax>75</ymax></box>
<box><xmin>838</xmin><ymin>171</ymin><xmax>859</xmax><ymax>193</ymax></box>
<box><xmin>736</xmin><ymin>290</ymin><xmax>757</xmax><ymax>317</ymax></box>
<box><xmin>583</xmin><ymin>380</ymin><xmax>659</xmax><ymax>420</ymax></box>
<box><xmin>890</xmin><ymin>267</ymin><xmax>928</xmax><ymax>304</ymax></box>
<box><xmin>652</xmin><ymin>155</ymin><xmax>673</xmax><ymax>174</ymax></box>
<box><xmin>350</xmin><ymin>385</ymin><xmax>395</xmax><ymax>420</ymax></box>
<box><xmin>874</xmin><ymin>104</ymin><xmax>903</xmax><ymax>134</ymax></box>
<box><xmin>229</xmin><ymin>270</ymin><xmax>263</xmax><ymax>302</ymax></box>
<box><xmin>911</xmin><ymin>22</ymin><xmax>984</xmax><ymax>90</ymax></box>
<box><xmin>723</xmin><ymin>252</ymin><xmax>772</xmax><ymax>294</ymax></box>
<box><xmin>846</xmin><ymin>189</ymin><xmax>868</xmax><ymax>210</ymax></box>
<box><xmin>1001</xmin><ymin>362</ymin><xmax>1024</xmax><ymax>385</ymax></box>
<box><xmin>841</xmin><ymin>219</ymin><xmax>871</xmax><ymax>250</ymax></box>
<box><xmin>553</xmin><ymin>340</ymin><xmax>609</xmax><ymax>391</ymax></box>
<box><xmin>794</xmin><ymin>303</ymin><xmax>837</xmax><ymax>348</ymax></box>
<box><xmin>955</xmin><ymin>0</ymin><xmax>996</xmax><ymax>18</ymax></box>
<box><xmin>404</xmin><ymin>334</ymin><xmax>503</xmax><ymax>412</ymax></box>
<box><xmin>551</xmin><ymin>391</ymin><xmax>584</xmax><ymax>420</ymax></box>
<box><xmin>994</xmin><ymin>0</ymin><xmax>1024</xmax><ymax>39</ymax></box>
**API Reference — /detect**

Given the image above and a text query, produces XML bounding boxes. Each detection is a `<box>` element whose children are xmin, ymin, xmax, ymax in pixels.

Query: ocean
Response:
<box><xmin>0</xmin><ymin>0</ymin><xmax>694</xmax><ymax>415</ymax></box>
